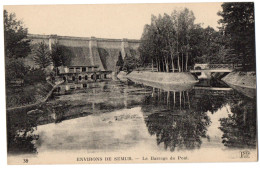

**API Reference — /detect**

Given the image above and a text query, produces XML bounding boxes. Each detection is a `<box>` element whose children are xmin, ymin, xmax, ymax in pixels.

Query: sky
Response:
<box><xmin>4</xmin><ymin>3</ymin><xmax>223</xmax><ymax>39</ymax></box>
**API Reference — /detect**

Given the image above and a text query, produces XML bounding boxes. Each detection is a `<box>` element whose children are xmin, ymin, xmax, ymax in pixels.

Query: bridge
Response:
<box><xmin>190</xmin><ymin>64</ymin><xmax>238</xmax><ymax>79</ymax></box>
<box><xmin>190</xmin><ymin>64</ymin><xmax>235</xmax><ymax>73</ymax></box>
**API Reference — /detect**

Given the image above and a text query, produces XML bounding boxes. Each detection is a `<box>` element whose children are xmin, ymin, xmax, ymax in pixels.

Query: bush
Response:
<box><xmin>122</xmin><ymin>54</ymin><xmax>138</xmax><ymax>72</ymax></box>
<box><xmin>5</xmin><ymin>58</ymin><xmax>29</xmax><ymax>85</ymax></box>
<box><xmin>24</xmin><ymin>68</ymin><xmax>46</xmax><ymax>85</ymax></box>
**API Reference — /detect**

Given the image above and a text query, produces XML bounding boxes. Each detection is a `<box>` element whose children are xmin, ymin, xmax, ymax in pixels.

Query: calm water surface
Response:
<box><xmin>7</xmin><ymin>78</ymin><xmax>257</xmax><ymax>157</ymax></box>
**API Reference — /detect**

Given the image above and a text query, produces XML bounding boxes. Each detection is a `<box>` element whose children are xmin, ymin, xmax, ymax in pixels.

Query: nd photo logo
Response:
<box><xmin>240</xmin><ymin>150</ymin><xmax>250</xmax><ymax>158</ymax></box>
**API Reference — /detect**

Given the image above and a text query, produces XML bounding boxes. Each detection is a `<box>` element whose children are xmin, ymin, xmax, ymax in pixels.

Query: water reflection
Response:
<box><xmin>142</xmin><ymin>89</ymin><xmax>211</xmax><ymax>151</ymax></box>
<box><xmin>7</xmin><ymin>110</ymin><xmax>39</xmax><ymax>154</ymax></box>
<box><xmin>219</xmin><ymin>97</ymin><xmax>257</xmax><ymax>148</ymax></box>
<box><xmin>7</xmin><ymin>78</ymin><xmax>257</xmax><ymax>155</ymax></box>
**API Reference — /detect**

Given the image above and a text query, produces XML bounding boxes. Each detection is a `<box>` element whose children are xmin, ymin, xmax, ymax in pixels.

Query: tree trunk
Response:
<box><xmin>178</xmin><ymin>54</ymin><xmax>181</xmax><ymax>72</ymax></box>
<box><xmin>171</xmin><ymin>52</ymin><xmax>174</xmax><ymax>72</ymax></box>
<box><xmin>162</xmin><ymin>59</ymin><xmax>165</xmax><ymax>72</ymax></box>
<box><xmin>152</xmin><ymin>59</ymin><xmax>154</xmax><ymax>72</ymax></box>
<box><xmin>156</xmin><ymin>58</ymin><xmax>160</xmax><ymax>72</ymax></box>
<box><xmin>176</xmin><ymin>19</ymin><xmax>181</xmax><ymax>72</ymax></box>
<box><xmin>165</xmin><ymin>57</ymin><xmax>169</xmax><ymax>72</ymax></box>
<box><xmin>186</xmin><ymin>51</ymin><xmax>188</xmax><ymax>72</ymax></box>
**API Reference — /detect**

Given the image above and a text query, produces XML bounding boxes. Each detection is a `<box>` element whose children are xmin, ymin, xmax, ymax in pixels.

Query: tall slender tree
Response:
<box><xmin>33</xmin><ymin>42</ymin><xmax>52</xmax><ymax>69</ymax></box>
<box><xmin>139</xmin><ymin>8</ymin><xmax>197</xmax><ymax>73</ymax></box>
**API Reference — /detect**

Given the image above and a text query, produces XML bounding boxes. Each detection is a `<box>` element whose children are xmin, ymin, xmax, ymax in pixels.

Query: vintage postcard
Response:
<box><xmin>4</xmin><ymin>2</ymin><xmax>257</xmax><ymax>165</ymax></box>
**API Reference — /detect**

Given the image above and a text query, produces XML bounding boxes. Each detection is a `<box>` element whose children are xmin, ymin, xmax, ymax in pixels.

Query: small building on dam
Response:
<box><xmin>25</xmin><ymin>34</ymin><xmax>141</xmax><ymax>82</ymax></box>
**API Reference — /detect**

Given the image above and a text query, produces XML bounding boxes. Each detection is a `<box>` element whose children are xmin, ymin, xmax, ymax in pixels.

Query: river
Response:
<box><xmin>7</xmin><ymin>77</ymin><xmax>257</xmax><ymax>162</ymax></box>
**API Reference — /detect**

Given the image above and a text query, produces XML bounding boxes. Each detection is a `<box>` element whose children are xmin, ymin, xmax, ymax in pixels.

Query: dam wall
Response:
<box><xmin>26</xmin><ymin>34</ymin><xmax>141</xmax><ymax>72</ymax></box>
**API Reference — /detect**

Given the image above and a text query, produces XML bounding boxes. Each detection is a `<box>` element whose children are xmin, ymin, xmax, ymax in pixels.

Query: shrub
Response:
<box><xmin>24</xmin><ymin>68</ymin><xmax>46</xmax><ymax>85</ymax></box>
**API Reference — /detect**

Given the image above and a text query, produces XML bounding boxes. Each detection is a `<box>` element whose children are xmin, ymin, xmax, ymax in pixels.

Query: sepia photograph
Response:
<box><xmin>2</xmin><ymin>0</ymin><xmax>258</xmax><ymax>165</ymax></box>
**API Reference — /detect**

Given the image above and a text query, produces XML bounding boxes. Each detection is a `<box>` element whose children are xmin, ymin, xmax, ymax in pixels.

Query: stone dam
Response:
<box><xmin>25</xmin><ymin>34</ymin><xmax>141</xmax><ymax>72</ymax></box>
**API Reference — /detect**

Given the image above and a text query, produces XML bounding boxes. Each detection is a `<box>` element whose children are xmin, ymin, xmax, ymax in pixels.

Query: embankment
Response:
<box><xmin>126</xmin><ymin>71</ymin><xmax>198</xmax><ymax>91</ymax></box>
<box><xmin>127</xmin><ymin>71</ymin><xmax>198</xmax><ymax>84</ymax></box>
<box><xmin>222</xmin><ymin>71</ymin><xmax>256</xmax><ymax>89</ymax></box>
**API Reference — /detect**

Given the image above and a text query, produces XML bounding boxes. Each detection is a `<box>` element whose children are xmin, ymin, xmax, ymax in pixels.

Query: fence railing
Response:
<box><xmin>208</xmin><ymin>64</ymin><xmax>234</xmax><ymax>69</ymax></box>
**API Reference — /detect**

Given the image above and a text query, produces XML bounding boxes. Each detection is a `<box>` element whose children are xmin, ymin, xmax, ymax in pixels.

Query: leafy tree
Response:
<box><xmin>139</xmin><ymin>8</ymin><xmax>197</xmax><ymax>72</ymax></box>
<box><xmin>24</xmin><ymin>68</ymin><xmax>46</xmax><ymax>85</ymax></box>
<box><xmin>4</xmin><ymin>10</ymin><xmax>31</xmax><ymax>59</ymax></box>
<box><xmin>33</xmin><ymin>42</ymin><xmax>52</xmax><ymax>69</ymax></box>
<box><xmin>50</xmin><ymin>43</ymin><xmax>73</xmax><ymax>75</ymax></box>
<box><xmin>4</xmin><ymin>10</ymin><xmax>32</xmax><ymax>84</ymax></box>
<box><xmin>5</xmin><ymin>58</ymin><xmax>29</xmax><ymax>84</ymax></box>
<box><xmin>218</xmin><ymin>2</ymin><xmax>255</xmax><ymax>70</ymax></box>
<box><xmin>173</xmin><ymin>8</ymin><xmax>195</xmax><ymax>72</ymax></box>
<box><xmin>122</xmin><ymin>54</ymin><xmax>137</xmax><ymax>72</ymax></box>
<box><xmin>189</xmin><ymin>26</ymin><xmax>229</xmax><ymax>65</ymax></box>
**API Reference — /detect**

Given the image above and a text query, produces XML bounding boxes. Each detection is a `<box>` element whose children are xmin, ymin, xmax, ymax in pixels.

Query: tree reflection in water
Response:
<box><xmin>7</xmin><ymin>80</ymin><xmax>257</xmax><ymax>155</ymax></box>
<box><xmin>143</xmin><ymin>87</ymin><xmax>257</xmax><ymax>151</ymax></box>
<box><xmin>142</xmin><ymin>89</ymin><xmax>211</xmax><ymax>152</ymax></box>
<box><xmin>7</xmin><ymin>101</ymin><xmax>70</xmax><ymax>155</ymax></box>
<box><xmin>219</xmin><ymin>96</ymin><xmax>257</xmax><ymax>148</ymax></box>
<box><xmin>7</xmin><ymin>109</ymin><xmax>39</xmax><ymax>154</ymax></box>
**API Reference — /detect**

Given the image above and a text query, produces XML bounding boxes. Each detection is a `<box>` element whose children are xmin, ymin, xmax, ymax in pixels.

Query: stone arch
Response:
<box><xmin>195</xmin><ymin>66</ymin><xmax>202</xmax><ymax>70</ymax></box>
<box><xmin>91</xmin><ymin>74</ymin><xmax>95</xmax><ymax>80</ymax></box>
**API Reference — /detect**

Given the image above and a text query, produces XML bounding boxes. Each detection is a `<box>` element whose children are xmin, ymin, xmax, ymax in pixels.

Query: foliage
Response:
<box><xmin>5</xmin><ymin>58</ymin><xmax>47</xmax><ymax>85</ymax></box>
<box><xmin>218</xmin><ymin>2</ymin><xmax>255</xmax><ymax>69</ymax></box>
<box><xmin>5</xmin><ymin>58</ymin><xmax>29</xmax><ymax>84</ymax></box>
<box><xmin>139</xmin><ymin>8</ymin><xmax>199</xmax><ymax>72</ymax></box>
<box><xmin>122</xmin><ymin>54</ymin><xmax>138</xmax><ymax>72</ymax></box>
<box><xmin>116</xmin><ymin>51</ymin><xmax>124</xmax><ymax>71</ymax></box>
<box><xmin>33</xmin><ymin>42</ymin><xmax>52</xmax><ymax>69</ymax></box>
<box><xmin>4</xmin><ymin>10</ymin><xmax>31</xmax><ymax>59</ymax></box>
<box><xmin>140</xmin><ymin>5</ymin><xmax>255</xmax><ymax>70</ymax></box>
<box><xmin>24</xmin><ymin>68</ymin><xmax>47</xmax><ymax>85</ymax></box>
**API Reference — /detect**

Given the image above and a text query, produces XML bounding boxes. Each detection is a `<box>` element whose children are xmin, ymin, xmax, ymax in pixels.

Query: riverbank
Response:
<box><xmin>126</xmin><ymin>71</ymin><xmax>198</xmax><ymax>84</ymax></box>
<box><xmin>222</xmin><ymin>71</ymin><xmax>256</xmax><ymax>89</ymax></box>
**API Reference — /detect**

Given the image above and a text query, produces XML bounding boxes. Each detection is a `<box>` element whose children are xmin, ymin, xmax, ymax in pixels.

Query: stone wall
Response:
<box><xmin>26</xmin><ymin>34</ymin><xmax>141</xmax><ymax>72</ymax></box>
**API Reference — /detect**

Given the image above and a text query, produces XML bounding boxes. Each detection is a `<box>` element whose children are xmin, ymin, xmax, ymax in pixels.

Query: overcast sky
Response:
<box><xmin>4</xmin><ymin>3</ymin><xmax>222</xmax><ymax>39</ymax></box>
